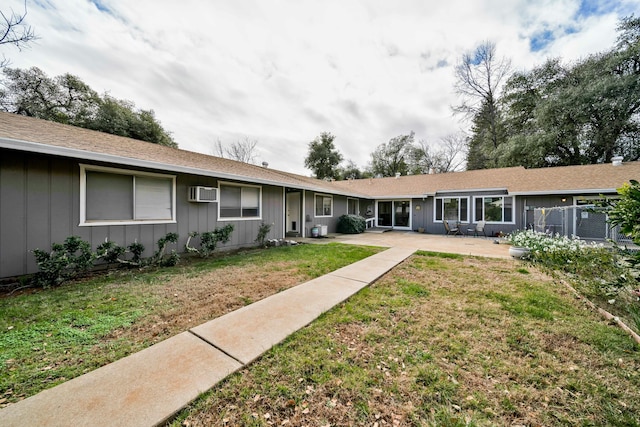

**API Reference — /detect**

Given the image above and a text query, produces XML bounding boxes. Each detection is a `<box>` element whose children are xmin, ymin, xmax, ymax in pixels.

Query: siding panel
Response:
<box><xmin>25</xmin><ymin>157</ymin><xmax>51</xmax><ymax>273</ymax></box>
<box><xmin>0</xmin><ymin>153</ymin><xmax>27</xmax><ymax>277</ymax></box>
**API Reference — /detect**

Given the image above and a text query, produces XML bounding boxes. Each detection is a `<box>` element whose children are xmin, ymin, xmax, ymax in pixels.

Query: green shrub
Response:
<box><xmin>337</xmin><ymin>214</ymin><xmax>366</xmax><ymax>234</ymax></box>
<box><xmin>32</xmin><ymin>236</ymin><xmax>95</xmax><ymax>287</ymax></box>
<box><xmin>255</xmin><ymin>222</ymin><xmax>272</xmax><ymax>247</ymax></box>
<box><xmin>186</xmin><ymin>224</ymin><xmax>234</xmax><ymax>258</ymax></box>
<box><xmin>152</xmin><ymin>232</ymin><xmax>180</xmax><ymax>266</ymax></box>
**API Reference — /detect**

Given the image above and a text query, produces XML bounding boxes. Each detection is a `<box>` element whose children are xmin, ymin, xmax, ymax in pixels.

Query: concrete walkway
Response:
<box><xmin>1</xmin><ymin>232</ymin><xmax>511</xmax><ymax>426</ymax></box>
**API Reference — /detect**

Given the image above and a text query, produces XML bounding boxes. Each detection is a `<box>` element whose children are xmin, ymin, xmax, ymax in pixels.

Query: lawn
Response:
<box><xmin>0</xmin><ymin>243</ymin><xmax>383</xmax><ymax>405</ymax></box>
<box><xmin>169</xmin><ymin>251</ymin><xmax>640</xmax><ymax>426</ymax></box>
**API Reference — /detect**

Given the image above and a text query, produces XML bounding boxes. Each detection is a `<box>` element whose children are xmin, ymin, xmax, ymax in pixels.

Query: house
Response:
<box><xmin>1</xmin><ymin>111</ymin><xmax>639</xmax><ymax>278</ymax></box>
<box><xmin>331</xmin><ymin>160</ymin><xmax>640</xmax><ymax>240</ymax></box>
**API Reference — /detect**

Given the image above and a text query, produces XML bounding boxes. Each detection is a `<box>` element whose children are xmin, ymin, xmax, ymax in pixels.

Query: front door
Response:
<box><xmin>286</xmin><ymin>192</ymin><xmax>301</xmax><ymax>235</ymax></box>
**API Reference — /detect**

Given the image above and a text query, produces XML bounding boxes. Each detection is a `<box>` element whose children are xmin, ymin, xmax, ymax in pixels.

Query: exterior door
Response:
<box><xmin>378</xmin><ymin>201</ymin><xmax>393</xmax><ymax>226</ymax></box>
<box><xmin>394</xmin><ymin>200</ymin><xmax>410</xmax><ymax>228</ymax></box>
<box><xmin>377</xmin><ymin>200</ymin><xmax>411</xmax><ymax>229</ymax></box>
<box><xmin>286</xmin><ymin>192</ymin><xmax>301</xmax><ymax>234</ymax></box>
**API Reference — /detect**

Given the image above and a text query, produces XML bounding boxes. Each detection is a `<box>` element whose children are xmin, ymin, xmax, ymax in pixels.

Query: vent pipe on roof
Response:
<box><xmin>428</xmin><ymin>167</ymin><xmax>434</xmax><ymax>175</ymax></box>
<box><xmin>261</xmin><ymin>161</ymin><xmax>269</xmax><ymax>168</ymax></box>
<box><xmin>612</xmin><ymin>156</ymin><xmax>623</xmax><ymax>166</ymax></box>
<box><xmin>395</xmin><ymin>172</ymin><xmax>401</xmax><ymax>178</ymax></box>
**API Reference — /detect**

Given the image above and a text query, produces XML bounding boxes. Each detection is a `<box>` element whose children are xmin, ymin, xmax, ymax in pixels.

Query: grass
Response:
<box><xmin>168</xmin><ymin>251</ymin><xmax>640</xmax><ymax>426</ymax></box>
<box><xmin>0</xmin><ymin>243</ymin><xmax>382</xmax><ymax>404</ymax></box>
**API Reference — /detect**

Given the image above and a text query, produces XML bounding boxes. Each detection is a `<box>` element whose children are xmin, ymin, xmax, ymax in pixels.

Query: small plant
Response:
<box><xmin>185</xmin><ymin>224</ymin><xmax>234</xmax><ymax>258</ymax></box>
<box><xmin>151</xmin><ymin>233</ymin><xmax>180</xmax><ymax>266</ymax></box>
<box><xmin>255</xmin><ymin>222</ymin><xmax>272</xmax><ymax>247</ymax></box>
<box><xmin>96</xmin><ymin>239</ymin><xmax>146</xmax><ymax>266</ymax></box>
<box><xmin>96</xmin><ymin>239</ymin><xmax>126</xmax><ymax>264</ymax></box>
<box><xmin>127</xmin><ymin>241</ymin><xmax>146</xmax><ymax>265</ymax></box>
<box><xmin>32</xmin><ymin>236</ymin><xmax>95</xmax><ymax>287</ymax></box>
<box><xmin>337</xmin><ymin>214</ymin><xmax>366</xmax><ymax>234</ymax></box>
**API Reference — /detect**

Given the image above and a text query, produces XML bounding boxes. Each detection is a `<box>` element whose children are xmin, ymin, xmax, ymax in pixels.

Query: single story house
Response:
<box><xmin>1</xmin><ymin>112</ymin><xmax>639</xmax><ymax>278</ymax></box>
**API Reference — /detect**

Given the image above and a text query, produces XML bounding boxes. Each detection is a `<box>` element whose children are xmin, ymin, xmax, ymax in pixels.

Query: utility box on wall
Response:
<box><xmin>316</xmin><ymin>224</ymin><xmax>328</xmax><ymax>236</ymax></box>
<box><xmin>188</xmin><ymin>186</ymin><xmax>218</xmax><ymax>202</ymax></box>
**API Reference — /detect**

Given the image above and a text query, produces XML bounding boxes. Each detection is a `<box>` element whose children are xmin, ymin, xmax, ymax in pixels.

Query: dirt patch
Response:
<box><xmin>98</xmin><ymin>262</ymin><xmax>309</xmax><ymax>348</ymax></box>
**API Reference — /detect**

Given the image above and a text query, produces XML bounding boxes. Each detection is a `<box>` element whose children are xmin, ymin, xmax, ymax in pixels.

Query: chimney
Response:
<box><xmin>611</xmin><ymin>156</ymin><xmax>623</xmax><ymax>166</ymax></box>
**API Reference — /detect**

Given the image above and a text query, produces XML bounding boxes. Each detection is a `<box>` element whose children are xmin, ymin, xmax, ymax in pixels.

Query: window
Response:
<box><xmin>474</xmin><ymin>196</ymin><xmax>514</xmax><ymax>223</ymax></box>
<box><xmin>80</xmin><ymin>165</ymin><xmax>175</xmax><ymax>226</ymax></box>
<box><xmin>315</xmin><ymin>194</ymin><xmax>333</xmax><ymax>217</ymax></box>
<box><xmin>347</xmin><ymin>198</ymin><xmax>359</xmax><ymax>215</ymax></box>
<box><xmin>219</xmin><ymin>183</ymin><xmax>261</xmax><ymax>219</ymax></box>
<box><xmin>435</xmin><ymin>197</ymin><xmax>468</xmax><ymax>222</ymax></box>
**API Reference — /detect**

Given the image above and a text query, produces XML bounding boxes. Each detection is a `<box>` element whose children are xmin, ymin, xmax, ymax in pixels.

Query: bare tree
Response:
<box><xmin>453</xmin><ymin>41</ymin><xmax>511</xmax><ymax>169</ymax></box>
<box><xmin>215</xmin><ymin>137</ymin><xmax>259</xmax><ymax>164</ymax></box>
<box><xmin>408</xmin><ymin>133</ymin><xmax>467</xmax><ymax>174</ymax></box>
<box><xmin>453</xmin><ymin>41</ymin><xmax>511</xmax><ymax>119</ymax></box>
<box><xmin>436</xmin><ymin>133</ymin><xmax>467</xmax><ymax>172</ymax></box>
<box><xmin>1</xmin><ymin>1</ymin><xmax>37</xmax><ymax>68</ymax></box>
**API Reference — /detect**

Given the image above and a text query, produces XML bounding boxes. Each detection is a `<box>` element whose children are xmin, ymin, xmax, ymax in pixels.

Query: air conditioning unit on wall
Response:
<box><xmin>188</xmin><ymin>186</ymin><xmax>218</xmax><ymax>202</ymax></box>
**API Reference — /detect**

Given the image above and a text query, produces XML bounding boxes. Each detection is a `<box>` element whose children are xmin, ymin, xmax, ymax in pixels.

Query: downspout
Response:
<box><xmin>282</xmin><ymin>187</ymin><xmax>286</xmax><ymax>239</ymax></box>
<box><xmin>302</xmin><ymin>189</ymin><xmax>306</xmax><ymax>238</ymax></box>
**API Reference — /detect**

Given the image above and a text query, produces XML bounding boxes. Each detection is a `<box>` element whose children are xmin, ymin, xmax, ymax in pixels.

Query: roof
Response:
<box><xmin>1</xmin><ymin>112</ymin><xmax>638</xmax><ymax>198</ymax></box>
<box><xmin>0</xmin><ymin>112</ymin><xmax>362</xmax><ymax>197</ymax></box>
<box><xmin>331</xmin><ymin>161</ymin><xmax>640</xmax><ymax>197</ymax></box>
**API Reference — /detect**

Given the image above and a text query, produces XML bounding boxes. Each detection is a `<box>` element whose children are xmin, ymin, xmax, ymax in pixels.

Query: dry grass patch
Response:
<box><xmin>171</xmin><ymin>251</ymin><xmax>640</xmax><ymax>426</ymax></box>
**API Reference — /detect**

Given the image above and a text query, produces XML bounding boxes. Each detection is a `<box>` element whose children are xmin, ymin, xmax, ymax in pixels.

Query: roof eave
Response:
<box><xmin>1</xmin><ymin>137</ymin><xmax>363</xmax><ymax>196</ymax></box>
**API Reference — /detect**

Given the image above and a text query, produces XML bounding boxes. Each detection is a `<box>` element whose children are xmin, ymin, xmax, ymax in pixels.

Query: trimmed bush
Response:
<box><xmin>337</xmin><ymin>214</ymin><xmax>366</xmax><ymax>234</ymax></box>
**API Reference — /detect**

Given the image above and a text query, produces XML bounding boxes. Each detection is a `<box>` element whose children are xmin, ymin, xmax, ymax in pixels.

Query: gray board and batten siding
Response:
<box><xmin>0</xmin><ymin>150</ymin><xmax>284</xmax><ymax>278</ymax></box>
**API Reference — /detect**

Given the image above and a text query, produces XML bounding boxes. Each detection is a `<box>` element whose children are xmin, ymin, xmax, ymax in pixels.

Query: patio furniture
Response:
<box><xmin>443</xmin><ymin>220</ymin><xmax>462</xmax><ymax>236</ymax></box>
<box><xmin>467</xmin><ymin>220</ymin><xmax>487</xmax><ymax>237</ymax></box>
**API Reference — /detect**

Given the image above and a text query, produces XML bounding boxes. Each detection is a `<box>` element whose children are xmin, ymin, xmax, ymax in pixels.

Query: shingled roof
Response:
<box><xmin>0</xmin><ymin>112</ymin><xmax>360</xmax><ymax>196</ymax></box>
<box><xmin>1</xmin><ymin>112</ymin><xmax>638</xmax><ymax>198</ymax></box>
<box><xmin>331</xmin><ymin>161</ymin><xmax>640</xmax><ymax>197</ymax></box>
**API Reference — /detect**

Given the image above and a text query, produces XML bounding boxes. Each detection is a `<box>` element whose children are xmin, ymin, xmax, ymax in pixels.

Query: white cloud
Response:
<box><xmin>3</xmin><ymin>0</ymin><xmax>637</xmax><ymax>174</ymax></box>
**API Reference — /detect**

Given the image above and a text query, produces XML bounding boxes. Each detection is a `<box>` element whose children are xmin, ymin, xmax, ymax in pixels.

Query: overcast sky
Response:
<box><xmin>3</xmin><ymin>0</ymin><xmax>638</xmax><ymax>174</ymax></box>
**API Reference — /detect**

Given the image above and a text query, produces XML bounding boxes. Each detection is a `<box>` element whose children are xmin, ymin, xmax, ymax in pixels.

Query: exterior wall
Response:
<box><xmin>415</xmin><ymin>192</ymin><xmax>519</xmax><ymax>237</ymax></box>
<box><xmin>305</xmin><ymin>191</ymin><xmax>352</xmax><ymax>235</ymax></box>
<box><xmin>0</xmin><ymin>150</ymin><xmax>284</xmax><ymax>278</ymax></box>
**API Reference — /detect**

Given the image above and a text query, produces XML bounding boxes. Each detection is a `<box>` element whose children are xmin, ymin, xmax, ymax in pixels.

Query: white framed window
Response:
<box><xmin>80</xmin><ymin>164</ymin><xmax>175</xmax><ymax>226</ymax></box>
<box><xmin>219</xmin><ymin>182</ymin><xmax>262</xmax><ymax>220</ymax></box>
<box><xmin>474</xmin><ymin>196</ymin><xmax>514</xmax><ymax>223</ymax></box>
<box><xmin>434</xmin><ymin>197</ymin><xmax>469</xmax><ymax>223</ymax></box>
<box><xmin>315</xmin><ymin>194</ymin><xmax>333</xmax><ymax>217</ymax></box>
<box><xmin>347</xmin><ymin>198</ymin><xmax>359</xmax><ymax>215</ymax></box>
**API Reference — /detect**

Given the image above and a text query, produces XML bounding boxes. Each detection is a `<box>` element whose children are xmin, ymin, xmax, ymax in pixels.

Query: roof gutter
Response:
<box><xmin>509</xmin><ymin>189</ymin><xmax>617</xmax><ymax>196</ymax></box>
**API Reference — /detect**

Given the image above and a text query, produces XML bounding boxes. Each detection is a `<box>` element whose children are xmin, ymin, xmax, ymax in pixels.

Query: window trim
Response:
<box><xmin>473</xmin><ymin>195</ymin><xmax>515</xmax><ymax>224</ymax></box>
<box><xmin>347</xmin><ymin>197</ymin><xmax>359</xmax><ymax>216</ymax></box>
<box><xmin>314</xmin><ymin>193</ymin><xmax>334</xmax><ymax>218</ymax></box>
<box><xmin>434</xmin><ymin>196</ymin><xmax>469</xmax><ymax>223</ymax></box>
<box><xmin>79</xmin><ymin>164</ymin><xmax>176</xmax><ymax>226</ymax></box>
<box><xmin>218</xmin><ymin>181</ymin><xmax>263</xmax><ymax>221</ymax></box>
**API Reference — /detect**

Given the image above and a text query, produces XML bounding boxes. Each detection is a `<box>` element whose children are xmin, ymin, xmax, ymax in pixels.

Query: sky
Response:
<box><xmin>2</xmin><ymin>0</ymin><xmax>639</xmax><ymax>175</ymax></box>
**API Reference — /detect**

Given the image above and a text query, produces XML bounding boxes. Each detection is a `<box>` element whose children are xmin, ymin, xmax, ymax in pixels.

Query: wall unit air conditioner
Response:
<box><xmin>188</xmin><ymin>186</ymin><xmax>218</xmax><ymax>202</ymax></box>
